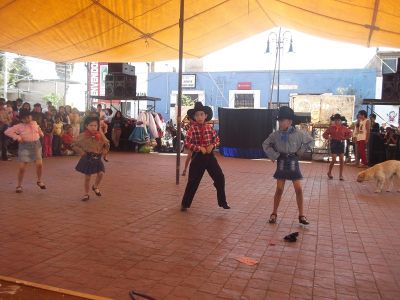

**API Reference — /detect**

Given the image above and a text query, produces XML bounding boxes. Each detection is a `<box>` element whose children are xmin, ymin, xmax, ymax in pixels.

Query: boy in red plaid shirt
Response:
<box><xmin>181</xmin><ymin>102</ymin><xmax>230</xmax><ymax>211</ymax></box>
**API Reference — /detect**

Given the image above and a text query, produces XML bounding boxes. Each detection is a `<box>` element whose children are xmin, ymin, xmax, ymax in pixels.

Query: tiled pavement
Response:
<box><xmin>0</xmin><ymin>153</ymin><xmax>399</xmax><ymax>300</ymax></box>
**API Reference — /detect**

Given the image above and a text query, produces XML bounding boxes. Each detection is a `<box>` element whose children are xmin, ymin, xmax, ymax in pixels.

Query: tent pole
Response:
<box><xmin>176</xmin><ymin>0</ymin><xmax>185</xmax><ymax>185</ymax></box>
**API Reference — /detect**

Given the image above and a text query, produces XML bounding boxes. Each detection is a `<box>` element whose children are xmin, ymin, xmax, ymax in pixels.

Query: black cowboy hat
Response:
<box><xmin>277</xmin><ymin>106</ymin><xmax>294</xmax><ymax>121</ymax></box>
<box><xmin>187</xmin><ymin>102</ymin><xmax>213</xmax><ymax>122</ymax></box>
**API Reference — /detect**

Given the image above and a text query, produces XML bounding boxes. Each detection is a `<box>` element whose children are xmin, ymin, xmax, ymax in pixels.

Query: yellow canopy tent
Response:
<box><xmin>0</xmin><ymin>0</ymin><xmax>399</xmax><ymax>63</ymax></box>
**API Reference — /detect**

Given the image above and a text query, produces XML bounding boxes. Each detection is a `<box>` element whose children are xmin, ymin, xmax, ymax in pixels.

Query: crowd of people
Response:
<box><xmin>0</xmin><ymin>99</ymin><xmax>142</xmax><ymax>161</ymax></box>
<box><xmin>321</xmin><ymin>109</ymin><xmax>400</xmax><ymax>181</ymax></box>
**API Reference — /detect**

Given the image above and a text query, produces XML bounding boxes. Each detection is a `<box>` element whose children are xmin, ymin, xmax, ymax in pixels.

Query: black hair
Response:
<box><xmin>369</xmin><ymin>113</ymin><xmax>376</xmax><ymax>119</ymax></box>
<box><xmin>19</xmin><ymin>109</ymin><xmax>32</xmax><ymax>119</ymax></box>
<box><xmin>84</xmin><ymin>116</ymin><xmax>100</xmax><ymax>128</ymax></box>
<box><xmin>16</xmin><ymin>98</ymin><xmax>23</xmax><ymax>104</ymax></box>
<box><xmin>358</xmin><ymin>110</ymin><xmax>367</xmax><ymax>117</ymax></box>
<box><xmin>333</xmin><ymin>113</ymin><xmax>342</xmax><ymax>120</ymax></box>
<box><xmin>33</xmin><ymin>103</ymin><xmax>41</xmax><ymax>108</ymax></box>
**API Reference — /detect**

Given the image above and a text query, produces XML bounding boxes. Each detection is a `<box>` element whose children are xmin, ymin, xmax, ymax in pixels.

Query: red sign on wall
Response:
<box><xmin>237</xmin><ymin>82</ymin><xmax>252</xmax><ymax>90</ymax></box>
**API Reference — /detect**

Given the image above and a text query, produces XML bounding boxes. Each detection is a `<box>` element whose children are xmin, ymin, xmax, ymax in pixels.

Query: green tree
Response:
<box><xmin>43</xmin><ymin>93</ymin><xmax>62</xmax><ymax>108</ymax></box>
<box><xmin>8</xmin><ymin>56</ymin><xmax>32</xmax><ymax>88</ymax></box>
<box><xmin>182</xmin><ymin>94</ymin><xmax>195</xmax><ymax>106</ymax></box>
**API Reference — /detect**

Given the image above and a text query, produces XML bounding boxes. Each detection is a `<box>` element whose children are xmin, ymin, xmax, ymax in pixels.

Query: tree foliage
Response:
<box><xmin>7</xmin><ymin>56</ymin><xmax>32</xmax><ymax>87</ymax></box>
<box><xmin>43</xmin><ymin>93</ymin><xmax>62</xmax><ymax>108</ymax></box>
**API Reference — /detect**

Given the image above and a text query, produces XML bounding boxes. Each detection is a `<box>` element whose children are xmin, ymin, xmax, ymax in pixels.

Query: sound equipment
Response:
<box><xmin>108</xmin><ymin>63</ymin><xmax>135</xmax><ymax>76</ymax></box>
<box><xmin>105</xmin><ymin>74</ymin><xmax>114</xmax><ymax>98</ymax></box>
<box><xmin>382</xmin><ymin>58</ymin><xmax>400</xmax><ymax>102</ymax></box>
<box><xmin>103</xmin><ymin>74</ymin><xmax>137</xmax><ymax>99</ymax></box>
<box><xmin>114</xmin><ymin>75</ymin><xmax>126</xmax><ymax>98</ymax></box>
<box><xmin>125</xmin><ymin>75</ymin><xmax>137</xmax><ymax>98</ymax></box>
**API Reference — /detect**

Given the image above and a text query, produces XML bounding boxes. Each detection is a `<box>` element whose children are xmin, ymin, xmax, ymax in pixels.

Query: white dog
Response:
<box><xmin>357</xmin><ymin>160</ymin><xmax>400</xmax><ymax>193</ymax></box>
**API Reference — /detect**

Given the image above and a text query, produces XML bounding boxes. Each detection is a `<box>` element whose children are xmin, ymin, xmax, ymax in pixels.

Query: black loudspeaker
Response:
<box><xmin>108</xmin><ymin>63</ymin><xmax>135</xmax><ymax>75</ymax></box>
<box><xmin>114</xmin><ymin>75</ymin><xmax>126</xmax><ymax>98</ymax></box>
<box><xmin>382</xmin><ymin>58</ymin><xmax>400</xmax><ymax>102</ymax></box>
<box><xmin>125</xmin><ymin>75</ymin><xmax>137</xmax><ymax>98</ymax></box>
<box><xmin>105</xmin><ymin>74</ymin><xmax>114</xmax><ymax>98</ymax></box>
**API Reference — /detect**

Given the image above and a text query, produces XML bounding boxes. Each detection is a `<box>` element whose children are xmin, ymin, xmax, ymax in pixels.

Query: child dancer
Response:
<box><xmin>5</xmin><ymin>110</ymin><xmax>46</xmax><ymax>193</ymax></box>
<box><xmin>323</xmin><ymin>113</ymin><xmax>352</xmax><ymax>180</ymax></box>
<box><xmin>262</xmin><ymin>106</ymin><xmax>313</xmax><ymax>225</ymax></box>
<box><xmin>42</xmin><ymin>115</ymin><xmax>53</xmax><ymax>157</ymax></box>
<box><xmin>72</xmin><ymin>116</ymin><xmax>110</xmax><ymax>201</ymax></box>
<box><xmin>180</xmin><ymin>102</ymin><xmax>230</xmax><ymax>211</ymax></box>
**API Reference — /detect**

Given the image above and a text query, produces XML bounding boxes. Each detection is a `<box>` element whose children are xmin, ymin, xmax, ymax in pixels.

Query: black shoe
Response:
<box><xmin>221</xmin><ymin>203</ymin><xmax>230</xmax><ymax>209</ymax></box>
<box><xmin>284</xmin><ymin>232</ymin><xmax>299</xmax><ymax>242</ymax></box>
<box><xmin>180</xmin><ymin>205</ymin><xmax>187</xmax><ymax>212</ymax></box>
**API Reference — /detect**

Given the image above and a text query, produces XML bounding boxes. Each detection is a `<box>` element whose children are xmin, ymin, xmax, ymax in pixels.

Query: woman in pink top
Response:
<box><xmin>323</xmin><ymin>114</ymin><xmax>352</xmax><ymax>180</ymax></box>
<box><xmin>5</xmin><ymin>110</ymin><xmax>46</xmax><ymax>193</ymax></box>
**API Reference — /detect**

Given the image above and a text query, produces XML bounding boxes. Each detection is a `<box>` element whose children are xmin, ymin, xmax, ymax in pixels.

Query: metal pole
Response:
<box><xmin>277</xmin><ymin>27</ymin><xmax>282</xmax><ymax>105</ymax></box>
<box><xmin>176</xmin><ymin>0</ymin><xmax>184</xmax><ymax>185</ymax></box>
<box><xmin>3</xmin><ymin>54</ymin><xmax>7</xmax><ymax>98</ymax></box>
<box><xmin>64</xmin><ymin>63</ymin><xmax>67</xmax><ymax>105</ymax></box>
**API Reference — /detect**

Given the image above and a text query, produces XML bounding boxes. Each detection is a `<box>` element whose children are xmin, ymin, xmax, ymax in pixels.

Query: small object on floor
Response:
<box><xmin>36</xmin><ymin>181</ymin><xmax>46</xmax><ymax>189</ymax></box>
<box><xmin>327</xmin><ymin>173</ymin><xmax>333</xmax><ymax>179</ymax></box>
<box><xmin>299</xmin><ymin>215</ymin><xmax>310</xmax><ymax>225</ymax></box>
<box><xmin>16</xmin><ymin>186</ymin><xmax>23</xmax><ymax>193</ymax></box>
<box><xmin>269</xmin><ymin>242</ymin><xmax>276</xmax><ymax>246</ymax></box>
<box><xmin>129</xmin><ymin>290</ymin><xmax>156</xmax><ymax>300</ymax></box>
<box><xmin>284</xmin><ymin>232</ymin><xmax>299</xmax><ymax>242</ymax></box>
<box><xmin>339</xmin><ymin>176</ymin><xmax>344</xmax><ymax>181</ymax></box>
<box><xmin>81</xmin><ymin>194</ymin><xmax>90</xmax><ymax>201</ymax></box>
<box><xmin>180</xmin><ymin>205</ymin><xmax>187</xmax><ymax>212</ymax></box>
<box><xmin>268</xmin><ymin>213</ymin><xmax>277</xmax><ymax>224</ymax></box>
<box><xmin>92</xmin><ymin>185</ymin><xmax>101</xmax><ymax>196</ymax></box>
<box><xmin>234</xmin><ymin>256</ymin><xmax>259</xmax><ymax>266</ymax></box>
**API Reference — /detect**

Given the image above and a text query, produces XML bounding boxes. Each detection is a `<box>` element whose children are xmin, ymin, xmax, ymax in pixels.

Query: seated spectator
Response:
<box><xmin>61</xmin><ymin>125</ymin><xmax>75</xmax><ymax>156</ymax></box>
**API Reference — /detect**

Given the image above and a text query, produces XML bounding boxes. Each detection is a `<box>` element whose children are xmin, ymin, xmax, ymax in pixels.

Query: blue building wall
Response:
<box><xmin>148</xmin><ymin>69</ymin><xmax>376</xmax><ymax>120</ymax></box>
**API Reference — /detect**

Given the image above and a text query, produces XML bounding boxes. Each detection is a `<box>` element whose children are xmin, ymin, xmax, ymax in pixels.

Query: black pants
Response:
<box><xmin>0</xmin><ymin>126</ymin><xmax>8</xmax><ymax>160</ymax></box>
<box><xmin>181</xmin><ymin>152</ymin><xmax>227</xmax><ymax>208</ymax></box>
<box><xmin>52</xmin><ymin>135</ymin><xmax>62</xmax><ymax>156</ymax></box>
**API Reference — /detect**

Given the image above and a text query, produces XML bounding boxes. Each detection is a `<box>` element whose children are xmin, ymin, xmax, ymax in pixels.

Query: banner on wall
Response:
<box><xmin>88</xmin><ymin>62</ymin><xmax>108</xmax><ymax>101</ymax></box>
<box><xmin>374</xmin><ymin>105</ymin><xmax>400</xmax><ymax>127</ymax></box>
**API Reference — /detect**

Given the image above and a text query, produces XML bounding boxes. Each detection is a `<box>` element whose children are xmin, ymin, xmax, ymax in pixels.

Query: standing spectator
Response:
<box><xmin>96</xmin><ymin>104</ymin><xmax>105</xmax><ymax>120</ymax></box>
<box><xmin>111</xmin><ymin>111</ymin><xmax>124</xmax><ymax>149</ymax></box>
<box><xmin>21</xmin><ymin>102</ymin><xmax>31</xmax><ymax>112</ymax></box>
<box><xmin>42</xmin><ymin>115</ymin><xmax>53</xmax><ymax>158</ymax></box>
<box><xmin>384</xmin><ymin>127</ymin><xmax>399</xmax><ymax>160</ymax></box>
<box><xmin>14</xmin><ymin>98</ymin><xmax>23</xmax><ymax>113</ymax></box>
<box><xmin>0</xmin><ymin>98</ymin><xmax>12</xmax><ymax>161</ymax></box>
<box><xmin>52</xmin><ymin>115</ymin><xmax>63</xmax><ymax>156</ymax></box>
<box><xmin>355</xmin><ymin>110</ymin><xmax>370</xmax><ymax>167</ymax></box>
<box><xmin>58</xmin><ymin>106</ymin><xmax>70</xmax><ymax>125</ymax></box>
<box><xmin>369</xmin><ymin>114</ymin><xmax>380</xmax><ymax>133</ymax></box>
<box><xmin>31</xmin><ymin>103</ymin><xmax>44</xmax><ymax>127</ymax></box>
<box><xmin>69</xmin><ymin>108</ymin><xmax>81</xmax><ymax>138</ymax></box>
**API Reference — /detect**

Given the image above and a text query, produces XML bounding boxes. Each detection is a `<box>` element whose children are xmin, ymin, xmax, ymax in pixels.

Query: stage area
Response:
<box><xmin>0</xmin><ymin>153</ymin><xmax>399</xmax><ymax>299</ymax></box>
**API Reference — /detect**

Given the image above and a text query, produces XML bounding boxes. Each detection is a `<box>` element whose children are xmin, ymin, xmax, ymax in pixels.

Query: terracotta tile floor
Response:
<box><xmin>0</xmin><ymin>153</ymin><xmax>399</xmax><ymax>300</ymax></box>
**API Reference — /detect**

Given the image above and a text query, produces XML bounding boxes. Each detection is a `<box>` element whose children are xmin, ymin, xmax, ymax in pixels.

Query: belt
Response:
<box><xmin>279</xmin><ymin>153</ymin><xmax>297</xmax><ymax>159</ymax></box>
<box><xmin>86</xmin><ymin>152</ymin><xmax>102</xmax><ymax>158</ymax></box>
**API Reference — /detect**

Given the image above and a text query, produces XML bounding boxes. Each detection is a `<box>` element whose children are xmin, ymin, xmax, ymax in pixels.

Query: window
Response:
<box><xmin>382</xmin><ymin>58</ymin><xmax>397</xmax><ymax>74</ymax></box>
<box><xmin>234</xmin><ymin>94</ymin><xmax>254</xmax><ymax>108</ymax></box>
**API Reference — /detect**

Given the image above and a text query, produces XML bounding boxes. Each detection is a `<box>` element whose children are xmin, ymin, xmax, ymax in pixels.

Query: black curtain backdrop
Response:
<box><xmin>218</xmin><ymin>108</ymin><xmax>277</xmax><ymax>149</ymax></box>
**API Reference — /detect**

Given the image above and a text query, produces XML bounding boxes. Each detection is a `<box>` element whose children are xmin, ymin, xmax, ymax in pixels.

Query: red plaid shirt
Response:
<box><xmin>185</xmin><ymin>122</ymin><xmax>219</xmax><ymax>152</ymax></box>
<box><xmin>323</xmin><ymin>125</ymin><xmax>352</xmax><ymax>141</ymax></box>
